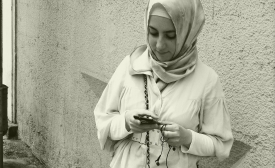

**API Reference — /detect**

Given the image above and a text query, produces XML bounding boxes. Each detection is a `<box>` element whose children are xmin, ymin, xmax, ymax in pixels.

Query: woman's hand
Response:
<box><xmin>125</xmin><ymin>109</ymin><xmax>159</xmax><ymax>133</ymax></box>
<box><xmin>159</xmin><ymin>122</ymin><xmax>192</xmax><ymax>148</ymax></box>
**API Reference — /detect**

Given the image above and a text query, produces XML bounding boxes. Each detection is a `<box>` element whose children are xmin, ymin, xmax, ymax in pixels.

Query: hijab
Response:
<box><xmin>130</xmin><ymin>0</ymin><xmax>205</xmax><ymax>84</ymax></box>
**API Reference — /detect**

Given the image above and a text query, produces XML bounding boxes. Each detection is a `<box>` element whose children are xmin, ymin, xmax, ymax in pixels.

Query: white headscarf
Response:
<box><xmin>130</xmin><ymin>0</ymin><xmax>205</xmax><ymax>84</ymax></box>
<box><xmin>150</xmin><ymin>3</ymin><xmax>170</xmax><ymax>19</ymax></box>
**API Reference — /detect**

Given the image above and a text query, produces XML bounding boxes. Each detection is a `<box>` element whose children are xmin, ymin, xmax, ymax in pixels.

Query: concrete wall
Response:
<box><xmin>16</xmin><ymin>0</ymin><xmax>274</xmax><ymax>168</ymax></box>
<box><xmin>198</xmin><ymin>0</ymin><xmax>275</xmax><ymax>167</ymax></box>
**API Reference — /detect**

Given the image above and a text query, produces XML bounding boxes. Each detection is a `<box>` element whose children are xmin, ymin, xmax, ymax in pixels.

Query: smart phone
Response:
<box><xmin>133</xmin><ymin>115</ymin><xmax>160</xmax><ymax>125</ymax></box>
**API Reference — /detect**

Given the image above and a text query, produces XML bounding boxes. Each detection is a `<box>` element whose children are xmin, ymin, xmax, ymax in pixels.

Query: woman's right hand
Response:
<box><xmin>125</xmin><ymin>109</ymin><xmax>159</xmax><ymax>133</ymax></box>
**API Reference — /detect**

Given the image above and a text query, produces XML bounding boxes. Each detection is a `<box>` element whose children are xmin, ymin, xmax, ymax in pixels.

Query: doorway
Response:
<box><xmin>2</xmin><ymin>0</ymin><xmax>16</xmax><ymax>124</ymax></box>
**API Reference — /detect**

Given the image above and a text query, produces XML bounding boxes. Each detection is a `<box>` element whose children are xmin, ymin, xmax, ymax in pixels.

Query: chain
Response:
<box><xmin>144</xmin><ymin>75</ymin><xmax>150</xmax><ymax>168</ymax></box>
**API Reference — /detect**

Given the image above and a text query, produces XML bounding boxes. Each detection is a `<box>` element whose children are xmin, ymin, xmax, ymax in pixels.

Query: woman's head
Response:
<box><xmin>148</xmin><ymin>4</ymin><xmax>176</xmax><ymax>62</ymax></box>
<box><xmin>146</xmin><ymin>0</ymin><xmax>205</xmax><ymax>62</ymax></box>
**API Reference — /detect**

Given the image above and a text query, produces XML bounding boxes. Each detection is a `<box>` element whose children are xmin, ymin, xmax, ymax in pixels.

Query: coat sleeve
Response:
<box><xmin>94</xmin><ymin>56</ymin><xmax>132</xmax><ymax>152</ymax></box>
<box><xmin>181</xmin><ymin>72</ymin><xmax>234</xmax><ymax>161</ymax></box>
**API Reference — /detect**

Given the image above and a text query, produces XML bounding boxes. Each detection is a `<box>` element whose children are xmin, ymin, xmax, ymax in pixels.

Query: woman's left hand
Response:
<box><xmin>159</xmin><ymin>122</ymin><xmax>192</xmax><ymax>148</ymax></box>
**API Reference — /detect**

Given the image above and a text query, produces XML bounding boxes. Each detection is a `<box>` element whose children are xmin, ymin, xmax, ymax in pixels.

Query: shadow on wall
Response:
<box><xmin>81</xmin><ymin>73</ymin><xmax>252</xmax><ymax>168</ymax></box>
<box><xmin>81</xmin><ymin>72</ymin><xmax>107</xmax><ymax>98</ymax></box>
<box><xmin>199</xmin><ymin>140</ymin><xmax>252</xmax><ymax>168</ymax></box>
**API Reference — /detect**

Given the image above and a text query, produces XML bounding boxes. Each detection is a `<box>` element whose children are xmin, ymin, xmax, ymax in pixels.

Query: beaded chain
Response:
<box><xmin>143</xmin><ymin>75</ymin><xmax>150</xmax><ymax>168</ymax></box>
<box><xmin>143</xmin><ymin>75</ymin><xmax>175</xmax><ymax>168</ymax></box>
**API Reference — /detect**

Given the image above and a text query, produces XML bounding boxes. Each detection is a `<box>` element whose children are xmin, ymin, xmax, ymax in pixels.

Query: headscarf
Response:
<box><xmin>130</xmin><ymin>0</ymin><xmax>205</xmax><ymax>84</ymax></box>
<box><xmin>150</xmin><ymin>3</ymin><xmax>170</xmax><ymax>19</ymax></box>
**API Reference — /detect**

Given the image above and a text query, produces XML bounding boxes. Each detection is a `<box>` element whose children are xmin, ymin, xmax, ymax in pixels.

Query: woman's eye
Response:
<box><xmin>166</xmin><ymin>33</ymin><xmax>176</xmax><ymax>39</ymax></box>
<box><xmin>148</xmin><ymin>28</ymin><xmax>158</xmax><ymax>36</ymax></box>
<box><xmin>149</xmin><ymin>31</ymin><xmax>158</xmax><ymax>37</ymax></box>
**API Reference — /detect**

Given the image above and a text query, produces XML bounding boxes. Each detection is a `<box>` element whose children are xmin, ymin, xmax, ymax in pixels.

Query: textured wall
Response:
<box><xmin>16</xmin><ymin>0</ymin><xmax>274</xmax><ymax>168</ymax></box>
<box><xmin>16</xmin><ymin>0</ymin><xmax>147</xmax><ymax>168</ymax></box>
<box><xmin>199</xmin><ymin>0</ymin><xmax>275</xmax><ymax>167</ymax></box>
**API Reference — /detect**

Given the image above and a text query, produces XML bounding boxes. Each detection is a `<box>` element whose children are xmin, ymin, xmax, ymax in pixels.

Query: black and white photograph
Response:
<box><xmin>1</xmin><ymin>0</ymin><xmax>274</xmax><ymax>168</ymax></box>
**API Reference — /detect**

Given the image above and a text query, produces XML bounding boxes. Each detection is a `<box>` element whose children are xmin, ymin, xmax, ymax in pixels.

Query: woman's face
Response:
<box><xmin>148</xmin><ymin>15</ymin><xmax>176</xmax><ymax>62</ymax></box>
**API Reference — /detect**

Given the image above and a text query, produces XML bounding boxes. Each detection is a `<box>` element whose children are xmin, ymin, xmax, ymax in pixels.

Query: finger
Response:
<box><xmin>130</xmin><ymin>123</ymin><xmax>146</xmax><ymax>132</ymax></box>
<box><xmin>133</xmin><ymin>123</ymin><xmax>158</xmax><ymax>132</ymax></box>
<box><xmin>140</xmin><ymin>123</ymin><xmax>159</xmax><ymax>130</ymax></box>
<box><xmin>135</xmin><ymin>109</ymin><xmax>159</xmax><ymax>119</ymax></box>
<box><xmin>162</xmin><ymin>131</ymin><xmax>178</xmax><ymax>139</ymax></box>
<box><xmin>164</xmin><ymin>124</ymin><xmax>179</xmax><ymax>132</ymax></box>
<box><xmin>133</xmin><ymin>117</ymin><xmax>159</xmax><ymax>127</ymax></box>
<box><xmin>131</xmin><ymin>123</ymin><xmax>158</xmax><ymax>133</ymax></box>
<box><xmin>132</xmin><ymin>117</ymin><xmax>141</xmax><ymax>124</ymax></box>
<box><xmin>158</xmin><ymin>121</ymin><xmax>173</xmax><ymax>126</ymax></box>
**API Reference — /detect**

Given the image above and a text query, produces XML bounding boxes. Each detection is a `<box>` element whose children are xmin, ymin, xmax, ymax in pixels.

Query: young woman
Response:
<box><xmin>94</xmin><ymin>0</ymin><xmax>233</xmax><ymax>167</ymax></box>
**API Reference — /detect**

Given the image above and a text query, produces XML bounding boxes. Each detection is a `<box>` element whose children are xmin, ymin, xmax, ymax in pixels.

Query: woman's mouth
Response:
<box><xmin>156</xmin><ymin>51</ymin><xmax>168</xmax><ymax>55</ymax></box>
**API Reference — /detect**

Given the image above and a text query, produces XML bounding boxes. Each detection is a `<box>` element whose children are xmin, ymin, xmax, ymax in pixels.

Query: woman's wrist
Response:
<box><xmin>182</xmin><ymin>129</ymin><xmax>192</xmax><ymax>148</ymax></box>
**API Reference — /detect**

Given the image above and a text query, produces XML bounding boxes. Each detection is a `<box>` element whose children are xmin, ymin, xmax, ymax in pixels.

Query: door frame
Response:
<box><xmin>11</xmin><ymin>0</ymin><xmax>17</xmax><ymax>124</ymax></box>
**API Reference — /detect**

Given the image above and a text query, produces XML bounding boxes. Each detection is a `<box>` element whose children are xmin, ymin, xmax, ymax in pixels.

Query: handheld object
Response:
<box><xmin>134</xmin><ymin>115</ymin><xmax>160</xmax><ymax>124</ymax></box>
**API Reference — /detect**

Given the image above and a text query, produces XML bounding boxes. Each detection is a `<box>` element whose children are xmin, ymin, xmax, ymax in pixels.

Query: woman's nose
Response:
<box><xmin>156</xmin><ymin>37</ymin><xmax>166</xmax><ymax>51</ymax></box>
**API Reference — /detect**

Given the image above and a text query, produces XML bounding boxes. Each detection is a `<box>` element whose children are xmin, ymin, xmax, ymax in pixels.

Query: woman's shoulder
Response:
<box><xmin>118</xmin><ymin>55</ymin><xmax>131</xmax><ymax>69</ymax></box>
<box><xmin>116</xmin><ymin>45</ymin><xmax>147</xmax><ymax>72</ymax></box>
<box><xmin>195</xmin><ymin>59</ymin><xmax>220</xmax><ymax>82</ymax></box>
<box><xmin>108</xmin><ymin>55</ymin><xmax>131</xmax><ymax>83</ymax></box>
<box><xmin>129</xmin><ymin>45</ymin><xmax>147</xmax><ymax>60</ymax></box>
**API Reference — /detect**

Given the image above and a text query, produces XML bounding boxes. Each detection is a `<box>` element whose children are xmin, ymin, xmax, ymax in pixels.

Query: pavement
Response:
<box><xmin>2</xmin><ymin>122</ymin><xmax>46</xmax><ymax>168</ymax></box>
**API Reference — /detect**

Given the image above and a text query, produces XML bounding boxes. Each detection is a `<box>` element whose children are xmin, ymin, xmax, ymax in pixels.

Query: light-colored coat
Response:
<box><xmin>94</xmin><ymin>54</ymin><xmax>233</xmax><ymax>168</ymax></box>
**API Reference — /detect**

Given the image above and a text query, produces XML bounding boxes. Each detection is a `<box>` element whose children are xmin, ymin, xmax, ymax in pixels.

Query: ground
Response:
<box><xmin>3</xmin><ymin>135</ymin><xmax>46</xmax><ymax>168</ymax></box>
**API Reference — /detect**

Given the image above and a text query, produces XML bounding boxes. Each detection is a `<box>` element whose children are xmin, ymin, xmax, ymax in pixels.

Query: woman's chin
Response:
<box><xmin>156</xmin><ymin>55</ymin><xmax>171</xmax><ymax>62</ymax></box>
